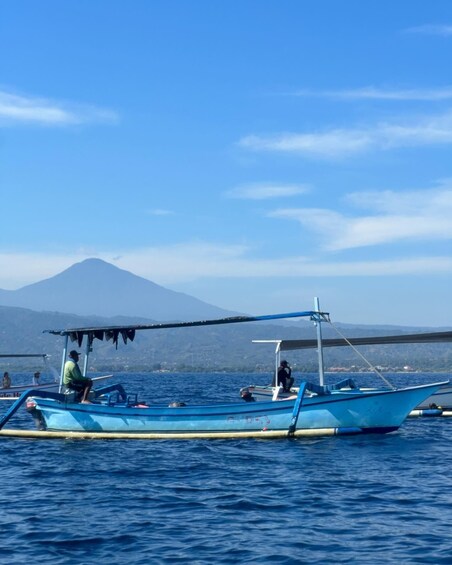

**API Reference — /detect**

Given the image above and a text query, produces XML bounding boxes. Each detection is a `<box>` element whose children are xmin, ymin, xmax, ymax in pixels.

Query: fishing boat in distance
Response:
<box><xmin>0</xmin><ymin>354</ymin><xmax>113</xmax><ymax>401</ymax></box>
<box><xmin>0</xmin><ymin>301</ymin><xmax>448</xmax><ymax>439</ymax></box>
<box><xmin>243</xmin><ymin>327</ymin><xmax>452</xmax><ymax>416</ymax></box>
<box><xmin>0</xmin><ymin>354</ymin><xmax>59</xmax><ymax>400</ymax></box>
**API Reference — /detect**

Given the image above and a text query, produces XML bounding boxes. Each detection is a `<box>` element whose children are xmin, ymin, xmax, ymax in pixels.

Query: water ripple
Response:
<box><xmin>0</xmin><ymin>372</ymin><xmax>451</xmax><ymax>563</ymax></box>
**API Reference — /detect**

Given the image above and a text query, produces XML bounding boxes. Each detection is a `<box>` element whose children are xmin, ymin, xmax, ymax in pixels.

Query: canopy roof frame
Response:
<box><xmin>44</xmin><ymin>310</ymin><xmax>330</xmax><ymax>348</ymax></box>
<box><xmin>270</xmin><ymin>331</ymin><xmax>452</xmax><ymax>352</ymax></box>
<box><xmin>0</xmin><ymin>354</ymin><xmax>49</xmax><ymax>359</ymax></box>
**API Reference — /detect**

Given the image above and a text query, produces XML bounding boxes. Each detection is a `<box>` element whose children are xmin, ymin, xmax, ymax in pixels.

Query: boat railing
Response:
<box><xmin>0</xmin><ymin>389</ymin><xmax>65</xmax><ymax>430</ymax></box>
<box><xmin>93</xmin><ymin>383</ymin><xmax>128</xmax><ymax>403</ymax></box>
<box><xmin>0</xmin><ymin>383</ymin><xmax>129</xmax><ymax>430</ymax></box>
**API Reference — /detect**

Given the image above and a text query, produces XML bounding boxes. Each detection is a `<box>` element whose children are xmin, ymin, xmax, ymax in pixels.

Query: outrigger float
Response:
<box><xmin>0</xmin><ymin>300</ymin><xmax>448</xmax><ymax>440</ymax></box>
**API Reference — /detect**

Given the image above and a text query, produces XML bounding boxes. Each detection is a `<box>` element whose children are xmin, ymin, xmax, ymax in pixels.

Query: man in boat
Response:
<box><xmin>2</xmin><ymin>371</ymin><xmax>11</xmax><ymax>388</ymax></box>
<box><xmin>277</xmin><ymin>360</ymin><xmax>294</xmax><ymax>393</ymax></box>
<box><xmin>63</xmin><ymin>350</ymin><xmax>93</xmax><ymax>403</ymax></box>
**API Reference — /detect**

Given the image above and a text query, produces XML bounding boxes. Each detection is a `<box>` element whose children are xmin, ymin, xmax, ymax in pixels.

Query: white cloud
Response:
<box><xmin>0</xmin><ymin>242</ymin><xmax>451</xmax><ymax>291</ymax></box>
<box><xmin>146</xmin><ymin>209</ymin><xmax>175</xmax><ymax>216</ymax></box>
<box><xmin>0</xmin><ymin>253</ymin><xmax>89</xmax><ymax>288</ymax></box>
<box><xmin>404</xmin><ymin>24</ymin><xmax>452</xmax><ymax>36</ymax></box>
<box><xmin>314</xmin><ymin>86</ymin><xmax>452</xmax><ymax>101</ymax></box>
<box><xmin>225</xmin><ymin>182</ymin><xmax>309</xmax><ymax>200</ymax></box>
<box><xmin>239</xmin><ymin>130</ymin><xmax>373</xmax><ymax>159</ymax></box>
<box><xmin>239</xmin><ymin>111</ymin><xmax>452</xmax><ymax>159</ymax></box>
<box><xmin>0</xmin><ymin>90</ymin><xmax>118</xmax><ymax>127</ymax></box>
<box><xmin>269</xmin><ymin>186</ymin><xmax>452</xmax><ymax>250</ymax></box>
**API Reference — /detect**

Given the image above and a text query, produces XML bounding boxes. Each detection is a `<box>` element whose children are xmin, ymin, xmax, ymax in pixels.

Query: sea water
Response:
<box><xmin>0</xmin><ymin>372</ymin><xmax>451</xmax><ymax>564</ymax></box>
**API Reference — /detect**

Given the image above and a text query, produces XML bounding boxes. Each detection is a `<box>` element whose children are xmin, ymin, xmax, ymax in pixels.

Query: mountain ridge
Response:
<box><xmin>0</xmin><ymin>259</ymin><xmax>450</xmax><ymax>371</ymax></box>
<box><xmin>0</xmin><ymin>258</ymin><xmax>238</xmax><ymax>320</ymax></box>
<box><xmin>0</xmin><ymin>304</ymin><xmax>450</xmax><ymax>372</ymax></box>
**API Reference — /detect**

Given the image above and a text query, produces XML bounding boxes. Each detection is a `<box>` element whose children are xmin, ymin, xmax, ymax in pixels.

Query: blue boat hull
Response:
<box><xmin>28</xmin><ymin>382</ymin><xmax>444</xmax><ymax>435</ymax></box>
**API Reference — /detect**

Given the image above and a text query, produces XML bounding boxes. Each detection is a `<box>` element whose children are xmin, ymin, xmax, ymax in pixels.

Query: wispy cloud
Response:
<box><xmin>404</xmin><ymin>24</ymin><xmax>452</xmax><ymax>36</ymax></box>
<box><xmin>1</xmin><ymin>240</ymin><xmax>451</xmax><ymax>291</ymax></box>
<box><xmin>239</xmin><ymin>110</ymin><xmax>452</xmax><ymax>159</ymax></box>
<box><xmin>269</xmin><ymin>185</ymin><xmax>452</xmax><ymax>250</ymax></box>
<box><xmin>293</xmin><ymin>86</ymin><xmax>452</xmax><ymax>101</ymax></box>
<box><xmin>0</xmin><ymin>90</ymin><xmax>119</xmax><ymax>127</ymax></box>
<box><xmin>240</xmin><ymin>130</ymin><xmax>372</xmax><ymax>159</ymax></box>
<box><xmin>225</xmin><ymin>182</ymin><xmax>309</xmax><ymax>200</ymax></box>
<box><xmin>147</xmin><ymin>208</ymin><xmax>175</xmax><ymax>216</ymax></box>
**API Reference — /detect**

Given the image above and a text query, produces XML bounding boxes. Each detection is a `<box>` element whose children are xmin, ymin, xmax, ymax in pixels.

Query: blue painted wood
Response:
<box><xmin>0</xmin><ymin>389</ymin><xmax>64</xmax><ymax>430</ymax></box>
<box><xmin>288</xmin><ymin>382</ymin><xmax>307</xmax><ymax>434</ymax></box>
<box><xmin>22</xmin><ymin>381</ymin><xmax>447</xmax><ymax>435</ymax></box>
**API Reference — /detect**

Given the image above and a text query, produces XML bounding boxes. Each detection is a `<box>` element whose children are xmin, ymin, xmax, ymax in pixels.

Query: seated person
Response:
<box><xmin>63</xmin><ymin>350</ymin><xmax>93</xmax><ymax>403</ymax></box>
<box><xmin>2</xmin><ymin>371</ymin><xmax>11</xmax><ymax>388</ymax></box>
<box><xmin>277</xmin><ymin>360</ymin><xmax>294</xmax><ymax>392</ymax></box>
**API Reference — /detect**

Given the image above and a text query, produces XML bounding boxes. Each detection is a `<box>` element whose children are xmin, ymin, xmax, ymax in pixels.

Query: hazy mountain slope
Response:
<box><xmin>0</xmin><ymin>258</ymin><xmax>237</xmax><ymax>320</ymax></box>
<box><xmin>0</xmin><ymin>259</ymin><xmax>450</xmax><ymax>372</ymax></box>
<box><xmin>0</xmin><ymin>305</ymin><xmax>450</xmax><ymax>372</ymax></box>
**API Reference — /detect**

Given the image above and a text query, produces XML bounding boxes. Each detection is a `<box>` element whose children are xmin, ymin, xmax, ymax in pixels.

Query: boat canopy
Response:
<box><xmin>271</xmin><ymin>330</ymin><xmax>452</xmax><ymax>352</ymax></box>
<box><xmin>44</xmin><ymin>310</ymin><xmax>330</xmax><ymax>347</ymax></box>
<box><xmin>0</xmin><ymin>354</ymin><xmax>48</xmax><ymax>359</ymax></box>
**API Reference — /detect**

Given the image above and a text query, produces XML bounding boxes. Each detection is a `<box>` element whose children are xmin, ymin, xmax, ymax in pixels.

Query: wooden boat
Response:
<box><xmin>0</xmin><ymin>354</ymin><xmax>112</xmax><ymax>401</ymax></box>
<box><xmin>0</xmin><ymin>354</ymin><xmax>59</xmax><ymax>400</ymax></box>
<box><xmin>0</xmin><ymin>304</ymin><xmax>447</xmax><ymax>439</ymax></box>
<box><xmin>244</xmin><ymin>326</ymin><xmax>452</xmax><ymax>413</ymax></box>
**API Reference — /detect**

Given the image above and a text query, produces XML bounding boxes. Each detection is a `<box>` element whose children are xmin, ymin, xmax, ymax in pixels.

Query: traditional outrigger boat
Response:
<box><xmin>0</xmin><ymin>354</ymin><xmax>59</xmax><ymax>400</ymax></box>
<box><xmin>0</xmin><ymin>303</ymin><xmax>447</xmax><ymax>439</ymax></box>
<box><xmin>0</xmin><ymin>354</ymin><xmax>113</xmax><ymax>401</ymax></box>
<box><xmin>241</xmin><ymin>324</ymin><xmax>452</xmax><ymax>416</ymax></box>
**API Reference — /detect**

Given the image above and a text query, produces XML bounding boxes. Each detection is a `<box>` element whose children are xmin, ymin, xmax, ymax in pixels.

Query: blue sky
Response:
<box><xmin>1</xmin><ymin>0</ymin><xmax>452</xmax><ymax>326</ymax></box>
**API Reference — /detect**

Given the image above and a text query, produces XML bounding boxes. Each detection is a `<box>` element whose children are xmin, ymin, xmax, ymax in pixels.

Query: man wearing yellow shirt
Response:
<box><xmin>63</xmin><ymin>350</ymin><xmax>93</xmax><ymax>403</ymax></box>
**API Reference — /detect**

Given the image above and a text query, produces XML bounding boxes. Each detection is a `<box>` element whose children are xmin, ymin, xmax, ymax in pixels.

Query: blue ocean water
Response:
<box><xmin>0</xmin><ymin>372</ymin><xmax>451</xmax><ymax>564</ymax></box>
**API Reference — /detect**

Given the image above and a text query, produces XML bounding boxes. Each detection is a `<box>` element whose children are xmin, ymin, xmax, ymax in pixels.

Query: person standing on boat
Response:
<box><xmin>2</xmin><ymin>371</ymin><xmax>11</xmax><ymax>388</ymax></box>
<box><xmin>63</xmin><ymin>350</ymin><xmax>93</xmax><ymax>403</ymax></box>
<box><xmin>33</xmin><ymin>371</ymin><xmax>41</xmax><ymax>385</ymax></box>
<box><xmin>277</xmin><ymin>360</ymin><xmax>294</xmax><ymax>392</ymax></box>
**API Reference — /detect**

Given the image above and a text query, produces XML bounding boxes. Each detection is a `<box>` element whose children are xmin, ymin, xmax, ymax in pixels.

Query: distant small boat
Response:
<box><xmin>0</xmin><ymin>375</ymin><xmax>113</xmax><ymax>401</ymax></box>
<box><xmin>0</xmin><ymin>301</ymin><xmax>447</xmax><ymax>439</ymax></box>
<box><xmin>415</xmin><ymin>384</ymin><xmax>452</xmax><ymax>410</ymax></box>
<box><xmin>0</xmin><ymin>382</ymin><xmax>59</xmax><ymax>400</ymax></box>
<box><xmin>0</xmin><ymin>353</ymin><xmax>58</xmax><ymax>400</ymax></box>
<box><xmin>0</xmin><ymin>353</ymin><xmax>112</xmax><ymax>401</ymax></box>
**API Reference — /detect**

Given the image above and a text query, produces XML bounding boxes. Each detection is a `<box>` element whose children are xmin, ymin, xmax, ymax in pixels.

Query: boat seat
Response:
<box><xmin>63</xmin><ymin>390</ymin><xmax>96</xmax><ymax>403</ymax></box>
<box><xmin>63</xmin><ymin>390</ymin><xmax>78</xmax><ymax>403</ymax></box>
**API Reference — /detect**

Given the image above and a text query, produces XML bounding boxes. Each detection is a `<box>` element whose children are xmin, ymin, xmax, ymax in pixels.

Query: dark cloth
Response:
<box><xmin>65</xmin><ymin>380</ymin><xmax>92</xmax><ymax>402</ymax></box>
<box><xmin>277</xmin><ymin>366</ymin><xmax>294</xmax><ymax>392</ymax></box>
<box><xmin>66</xmin><ymin>381</ymin><xmax>89</xmax><ymax>392</ymax></box>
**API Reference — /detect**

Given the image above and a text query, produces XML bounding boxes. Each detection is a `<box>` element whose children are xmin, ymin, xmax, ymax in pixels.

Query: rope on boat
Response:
<box><xmin>327</xmin><ymin>320</ymin><xmax>395</xmax><ymax>390</ymax></box>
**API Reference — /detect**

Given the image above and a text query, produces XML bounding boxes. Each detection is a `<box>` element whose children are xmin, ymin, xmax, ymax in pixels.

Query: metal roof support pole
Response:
<box><xmin>59</xmin><ymin>334</ymin><xmax>69</xmax><ymax>393</ymax></box>
<box><xmin>274</xmin><ymin>342</ymin><xmax>281</xmax><ymax>386</ymax></box>
<box><xmin>314</xmin><ymin>297</ymin><xmax>325</xmax><ymax>387</ymax></box>
<box><xmin>83</xmin><ymin>337</ymin><xmax>90</xmax><ymax>377</ymax></box>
